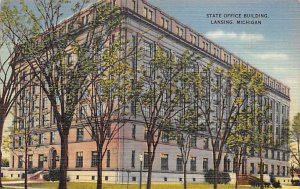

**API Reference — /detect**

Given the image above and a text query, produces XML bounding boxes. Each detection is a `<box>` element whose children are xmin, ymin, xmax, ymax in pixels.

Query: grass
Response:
<box><xmin>5</xmin><ymin>182</ymin><xmax>257</xmax><ymax>189</ymax></box>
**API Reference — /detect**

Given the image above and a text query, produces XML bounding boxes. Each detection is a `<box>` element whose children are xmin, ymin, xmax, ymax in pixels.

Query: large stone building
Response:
<box><xmin>9</xmin><ymin>0</ymin><xmax>290</xmax><ymax>183</ymax></box>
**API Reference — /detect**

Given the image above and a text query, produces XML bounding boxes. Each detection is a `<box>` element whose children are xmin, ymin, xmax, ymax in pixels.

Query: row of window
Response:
<box><xmin>12</xmin><ymin>132</ymin><xmax>56</xmax><ymax>148</ymax></box>
<box><xmin>250</xmin><ymin>163</ymin><xmax>288</xmax><ymax>176</ymax></box>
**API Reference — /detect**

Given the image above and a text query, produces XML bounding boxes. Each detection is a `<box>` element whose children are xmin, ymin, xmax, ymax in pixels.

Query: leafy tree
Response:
<box><xmin>134</xmin><ymin>49</ymin><xmax>199</xmax><ymax>189</ymax></box>
<box><xmin>0</xmin><ymin>1</ymin><xmax>125</xmax><ymax>189</ymax></box>
<box><xmin>77</xmin><ymin>37</ymin><xmax>133</xmax><ymax>189</ymax></box>
<box><xmin>290</xmin><ymin>113</ymin><xmax>300</xmax><ymax>166</ymax></box>
<box><xmin>197</xmin><ymin>63</ymin><xmax>260</xmax><ymax>189</ymax></box>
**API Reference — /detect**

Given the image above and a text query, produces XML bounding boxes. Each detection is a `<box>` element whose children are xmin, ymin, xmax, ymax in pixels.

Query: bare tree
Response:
<box><xmin>0</xmin><ymin>26</ymin><xmax>30</xmax><ymax>188</ymax></box>
<box><xmin>1</xmin><ymin>1</ymin><xmax>125</xmax><ymax>188</ymax></box>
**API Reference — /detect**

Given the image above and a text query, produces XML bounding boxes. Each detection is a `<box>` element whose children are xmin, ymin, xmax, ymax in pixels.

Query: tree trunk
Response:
<box><xmin>260</xmin><ymin>152</ymin><xmax>264</xmax><ymax>189</ymax></box>
<box><xmin>59</xmin><ymin>132</ymin><xmax>69</xmax><ymax>189</ymax></box>
<box><xmin>24</xmin><ymin>142</ymin><xmax>28</xmax><ymax>189</ymax></box>
<box><xmin>183</xmin><ymin>162</ymin><xmax>187</xmax><ymax>189</ymax></box>
<box><xmin>0</xmin><ymin>115</ymin><xmax>4</xmax><ymax>188</ymax></box>
<box><xmin>146</xmin><ymin>162</ymin><xmax>152</xmax><ymax>189</ymax></box>
<box><xmin>213</xmin><ymin>165</ymin><xmax>218</xmax><ymax>189</ymax></box>
<box><xmin>97</xmin><ymin>148</ymin><xmax>103</xmax><ymax>189</ymax></box>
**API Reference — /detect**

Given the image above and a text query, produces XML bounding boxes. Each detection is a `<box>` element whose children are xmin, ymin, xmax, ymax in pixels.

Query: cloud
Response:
<box><xmin>205</xmin><ymin>30</ymin><xmax>264</xmax><ymax>42</ymax></box>
<box><xmin>254</xmin><ymin>53</ymin><xmax>289</xmax><ymax>61</ymax></box>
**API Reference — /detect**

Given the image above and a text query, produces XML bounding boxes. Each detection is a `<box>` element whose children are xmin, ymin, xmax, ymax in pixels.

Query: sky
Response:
<box><xmin>149</xmin><ymin>0</ymin><xmax>300</xmax><ymax>120</ymax></box>
<box><xmin>0</xmin><ymin>0</ymin><xmax>299</xmax><ymax>123</ymax></box>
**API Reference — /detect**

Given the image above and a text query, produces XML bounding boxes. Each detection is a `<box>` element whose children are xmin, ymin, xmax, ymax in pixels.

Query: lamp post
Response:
<box><xmin>139</xmin><ymin>154</ymin><xmax>143</xmax><ymax>189</ymax></box>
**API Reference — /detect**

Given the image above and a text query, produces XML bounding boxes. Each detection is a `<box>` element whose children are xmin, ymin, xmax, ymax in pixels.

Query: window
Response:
<box><xmin>250</xmin><ymin>163</ymin><xmax>255</xmax><ymax>174</ymax></box>
<box><xmin>38</xmin><ymin>154</ymin><xmax>44</xmax><ymax>168</ymax></box>
<box><xmin>76</xmin><ymin>152</ymin><xmax>83</xmax><ymax>168</ymax></box>
<box><xmin>18</xmin><ymin>136</ymin><xmax>23</xmax><ymax>147</ymax></box>
<box><xmin>204</xmin><ymin>138</ymin><xmax>209</xmax><ymax>149</ymax></box>
<box><xmin>176</xmin><ymin>156</ymin><xmax>183</xmax><ymax>171</ymax></box>
<box><xmin>132</xmin><ymin>0</ymin><xmax>136</xmax><ymax>11</ymax></box>
<box><xmin>191</xmin><ymin>135</ymin><xmax>197</xmax><ymax>147</ymax></box>
<box><xmin>18</xmin><ymin>156</ymin><xmax>23</xmax><ymax>168</ymax></box>
<box><xmin>50</xmin><ymin>132</ymin><xmax>55</xmax><ymax>144</ymax></box>
<box><xmin>161</xmin><ymin>154</ymin><xmax>168</xmax><ymax>170</ymax></box>
<box><xmin>39</xmin><ymin>134</ymin><xmax>44</xmax><ymax>145</ymax></box>
<box><xmin>79</xmin><ymin>105</ymin><xmax>87</xmax><ymax>118</ymax></box>
<box><xmin>271</xmin><ymin>150</ymin><xmax>275</xmax><ymax>159</ymax></box>
<box><xmin>277</xmin><ymin>151</ymin><xmax>280</xmax><ymax>160</ymax></box>
<box><xmin>265</xmin><ymin>149</ymin><xmax>268</xmax><ymax>158</ymax></box>
<box><xmin>131</xmin><ymin>150</ymin><xmax>135</xmax><ymax>168</ymax></box>
<box><xmin>271</xmin><ymin>165</ymin><xmax>274</xmax><ymax>174</ymax></box>
<box><xmin>203</xmin><ymin>158</ymin><xmax>208</xmax><ymax>172</ymax></box>
<box><xmin>144</xmin><ymin>126</ymin><xmax>149</xmax><ymax>140</ymax></box>
<box><xmin>12</xmin><ymin>156</ymin><xmax>14</xmax><ymax>168</ymax></box>
<box><xmin>144</xmin><ymin>152</ymin><xmax>150</xmax><ymax>169</ymax></box>
<box><xmin>28</xmin><ymin>135</ymin><xmax>33</xmax><ymax>146</ymax></box>
<box><xmin>106</xmin><ymin>150</ymin><xmax>111</xmax><ymax>168</ymax></box>
<box><xmin>162</xmin><ymin>132</ymin><xmax>169</xmax><ymax>143</ymax></box>
<box><xmin>42</xmin><ymin>97</ymin><xmax>48</xmax><ymax>109</ymax></box>
<box><xmin>91</xmin><ymin>151</ymin><xmax>99</xmax><ymax>167</ymax></box>
<box><xmin>191</xmin><ymin>157</ymin><xmax>196</xmax><ymax>171</ymax></box>
<box><xmin>28</xmin><ymin>155</ymin><xmax>33</xmax><ymax>169</ymax></box>
<box><xmin>277</xmin><ymin>165</ymin><xmax>280</xmax><ymax>176</ymax></box>
<box><xmin>132</xmin><ymin>125</ymin><xmax>136</xmax><ymax>139</ymax></box>
<box><xmin>282</xmin><ymin>166</ymin><xmax>285</xmax><ymax>176</ymax></box>
<box><xmin>76</xmin><ymin>128</ymin><xmax>84</xmax><ymax>142</ymax></box>
<box><xmin>264</xmin><ymin>164</ymin><xmax>268</xmax><ymax>174</ymax></box>
<box><xmin>144</xmin><ymin>41</ymin><xmax>153</xmax><ymax>57</ymax></box>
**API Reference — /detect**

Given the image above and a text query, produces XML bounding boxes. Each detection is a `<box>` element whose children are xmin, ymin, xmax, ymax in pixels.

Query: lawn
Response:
<box><xmin>4</xmin><ymin>182</ymin><xmax>257</xmax><ymax>189</ymax></box>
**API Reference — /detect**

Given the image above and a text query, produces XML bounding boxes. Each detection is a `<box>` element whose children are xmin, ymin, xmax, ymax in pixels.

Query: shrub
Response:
<box><xmin>43</xmin><ymin>169</ymin><xmax>60</xmax><ymax>181</ymax></box>
<box><xmin>1</xmin><ymin>158</ymin><xmax>9</xmax><ymax>167</ymax></box>
<box><xmin>204</xmin><ymin>169</ymin><xmax>231</xmax><ymax>184</ymax></box>
<box><xmin>28</xmin><ymin>167</ymin><xmax>41</xmax><ymax>174</ymax></box>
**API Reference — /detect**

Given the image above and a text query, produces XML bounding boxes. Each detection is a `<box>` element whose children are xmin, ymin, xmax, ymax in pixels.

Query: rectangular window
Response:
<box><xmin>76</xmin><ymin>152</ymin><xmax>83</xmax><ymax>168</ymax></box>
<box><xmin>38</xmin><ymin>154</ymin><xmax>44</xmax><ymax>168</ymax></box>
<box><xmin>144</xmin><ymin>152</ymin><xmax>150</xmax><ymax>169</ymax></box>
<box><xmin>39</xmin><ymin>134</ymin><xmax>44</xmax><ymax>145</ymax></box>
<box><xmin>271</xmin><ymin>165</ymin><xmax>274</xmax><ymax>174</ymax></box>
<box><xmin>12</xmin><ymin>156</ymin><xmax>15</xmax><ymax>168</ymax></box>
<box><xmin>282</xmin><ymin>166</ymin><xmax>285</xmax><ymax>176</ymax></box>
<box><xmin>132</xmin><ymin>125</ymin><xmax>136</xmax><ymax>139</ymax></box>
<box><xmin>50</xmin><ymin>132</ymin><xmax>55</xmax><ymax>144</ymax></box>
<box><xmin>131</xmin><ymin>150</ymin><xmax>135</xmax><ymax>168</ymax></box>
<box><xmin>161</xmin><ymin>154</ymin><xmax>168</xmax><ymax>171</ymax></box>
<box><xmin>106</xmin><ymin>150</ymin><xmax>111</xmax><ymax>168</ymax></box>
<box><xmin>76</xmin><ymin>128</ymin><xmax>84</xmax><ymax>142</ymax></box>
<box><xmin>91</xmin><ymin>151</ymin><xmax>99</xmax><ymax>167</ymax></box>
<box><xmin>277</xmin><ymin>151</ymin><xmax>280</xmax><ymax>160</ymax></box>
<box><xmin>250</xmin><ymin>163</ymin><xmax>255</xmax><ymax>174</ymax></box>
<box><xmin>191</xmin><ymin>157</ymin><xmax>196</xmax><ymax>171</ymax></box>
<box><xmin>28</xmin><ymin>155</ymin><xmax>33</xmax><ymax>169</ymax></box>
<box><xmin>42</xmin><ymin>97</ymin><xmax>48</xmax><ymax>109</ymax></box>
<box><xmin>79</xmin><ymin>105</ymin><xmax>87</xmax><ymax>118</ymax></box>
<box><xmin>162</xmin><ymin>132</ymin><xmax>169</xmax><ymax>143</ymax></box>
<box><xmin>28</xmin><ymin>135</ymin><xmax>33</xmax><ymax>146</ymax></box>
<box><xmin>277</xmin><ymin>165</ymin><xmax>280</xmax><ymax>176</ymax></box>
<box><xmin>204</xmin><ymin>138</ymin><xmax>209</xmax><ymax>149</ymax></box>
<box><xmin>144</xmin><ymin>41</ymin><xmax>153</xmax><ymax>57</ymax></box>
<box><xmin>203</xmin><ymin>158</ymin><xmax>208</xmax><ymax>172</ymax></box>
<box><xmin>191</xmin><ymin>135</ymin><xmax>197</xmax><ymax>147</ymax></box>
<box><xmin>18</xmin><ymin>156</ymin><xmax>23</xmax><ymax>168</ymax></box>
<box><xmin>176</xmin><ymin>156</ymin><xmax>183</xmax><ymax>171</ymax></box>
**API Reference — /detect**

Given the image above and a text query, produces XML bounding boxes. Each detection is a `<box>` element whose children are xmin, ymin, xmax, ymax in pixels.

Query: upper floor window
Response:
<box><xmin>161</xmin><ymin>154</ymin><xmax>168</xmax><ymax>170</ymax></box>
<box><xmin>144</xmin><ymin>41</ymin><xmax>153</xmax><ymax>57</ymax></box>
<box><xmin>76</xmin><ymin>128</ymin><xmax>84</xmax><ymax>142</ymax></box>
<box><xmin>161</xmin><ymin>17</ymin><xmax>169</xmax><ymax>30</ymax></box>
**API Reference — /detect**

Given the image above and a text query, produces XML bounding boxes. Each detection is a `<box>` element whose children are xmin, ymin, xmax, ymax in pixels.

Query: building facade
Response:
<box><xmin>9</xmin><ymin>0</ymin><xmax>290</xmax><ymax>183</ymax></box>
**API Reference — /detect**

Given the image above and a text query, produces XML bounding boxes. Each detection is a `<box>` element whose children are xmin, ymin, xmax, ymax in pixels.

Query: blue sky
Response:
<box><xmin>1</xmin><ymin>0</ymin><xmax>299</xmax><ymax>121</ymax></box>
<box><xmin>149</xmin><ymin>0</ymin><xmax>300</xmax><ymax>119</ymax></box>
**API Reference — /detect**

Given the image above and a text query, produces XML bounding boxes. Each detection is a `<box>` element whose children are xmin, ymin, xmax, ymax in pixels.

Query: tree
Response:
<box><xmin>0</xmin><ymin>1</ymin><xmax>125</xmax><ymax>188</ymax></box>
<box><xmin>291</xmin><ymin>113</ymin><xmax>300</xmax><ymax>166</ymax></box>
<box><xmin>77</xmin><ymin>37</ymin><xmax>133</xmax><ymax>189</ymax></box>
<box><xmin>174</xmin><ymin>108</ymin><xmax>201</xmax><ymax>189</ymax></box>
<box><xmin>135</xmin><ymin>49</ymin><xmax>199</xmax><ymax>189</ymax></box>
<box><xmin>246</xmin><ymin>70</ymin><xmax>269</xmax><ymax>189</ymax></box>
<box><xmin>0</xmin><ymin>24</ymin><xmax>30</xmax><ymax>188</ymax></box>
<box><xmin>227</xmin><ymin>111</ymin><xmax>251</xmax><ymax>189</ymax></box>
<box><xmin>197</xmin><ymin>63</ymin><xmax>258</xmax><ymax>189</ymax></box>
